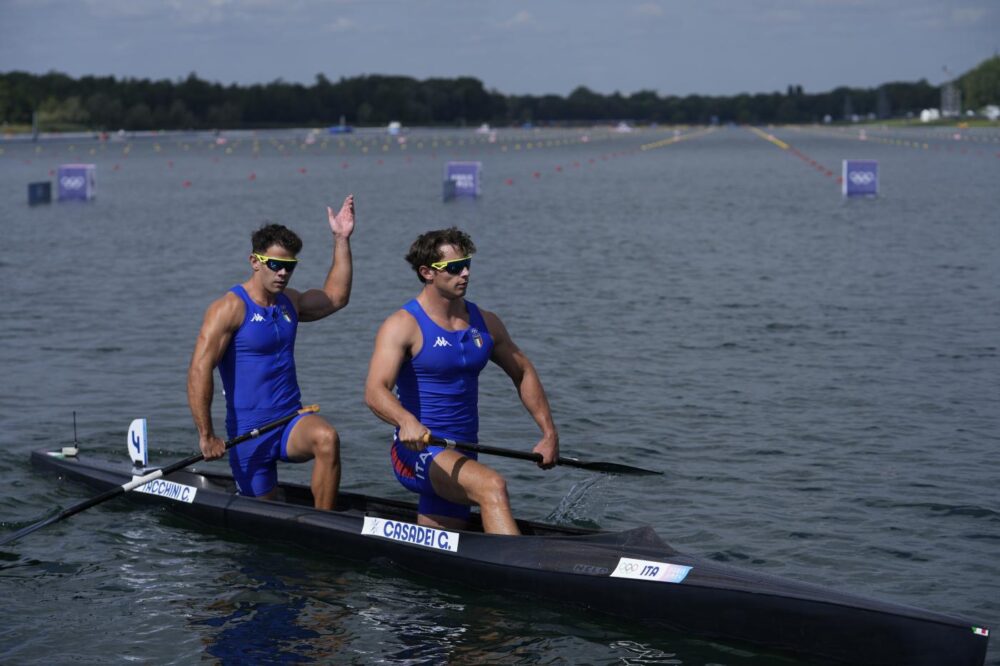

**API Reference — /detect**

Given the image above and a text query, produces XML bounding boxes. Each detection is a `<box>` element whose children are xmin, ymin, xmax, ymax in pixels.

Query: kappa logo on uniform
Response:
<box><xmin>432</xmin><ymin>336</ymin><xmax>452</xmax><ymax>348</ymax></box>
<box><xmin>251</xmin><ymin>313</ymin><xmax>265</xmax><ymax>323</ymax></box>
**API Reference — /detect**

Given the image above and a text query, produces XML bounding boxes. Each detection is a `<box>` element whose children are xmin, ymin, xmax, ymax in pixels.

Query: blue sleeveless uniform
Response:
<box><xmin>391</xmin><ymin>299</ymin><xmax>494</xmax><ymax>519</ymax></box>
<box><xmin>218</xmin><ymin>285</ymin><xmax>306</xmax><ymax>496</ymax></box>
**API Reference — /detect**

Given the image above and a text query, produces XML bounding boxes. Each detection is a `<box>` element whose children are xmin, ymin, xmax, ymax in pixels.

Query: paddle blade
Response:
<box><xmin>561</xmin><ymin>458</ymin><xmax>664</xmax><ymax>476</ymax></box>
<box><xmin>0</xmin><ymin>514</ymin><xmax>61</xmax><ymax>547</ymax></box>
<box><xmin>127</xmin><ymin>418</ymin><xmax>148</xmax><ymax>467</ymax></box>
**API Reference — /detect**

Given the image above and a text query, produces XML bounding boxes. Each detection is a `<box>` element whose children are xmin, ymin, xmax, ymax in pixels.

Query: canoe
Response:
<box><xmin>27</xmin><ymin>449</ymin><xmax>990</xmax><ymax>665</ymax></box>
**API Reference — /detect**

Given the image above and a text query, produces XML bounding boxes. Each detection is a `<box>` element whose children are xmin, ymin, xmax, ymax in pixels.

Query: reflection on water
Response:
<box><xmin>178</xmin><ymin>544</ymin><xmax>805</xmax><ymax>665</ymax></box>
<box><xmin>610</xmin><ymin>641</ymin><xmax>682</xmax><ymax>665</ymax></box>
<box><xmin>193</xmin><ymin>567</ymin><xmax>322</xmax><ymax>664</ymax></box>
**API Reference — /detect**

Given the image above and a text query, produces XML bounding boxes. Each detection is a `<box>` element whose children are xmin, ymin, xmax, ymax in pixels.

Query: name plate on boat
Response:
<box><xmin>132</xmin><ymin>477</ymin><xmax>198</xmax><ymax>504</ymax></box>
<box><xmin>611</xmin><ymin>557</ymin><xmax>691</xmax><ymax>584</ymax></box>
<box><xmin>362</xmin><ymin>516</ymin><xmax>460</xmax><ymax>553</ymax></box>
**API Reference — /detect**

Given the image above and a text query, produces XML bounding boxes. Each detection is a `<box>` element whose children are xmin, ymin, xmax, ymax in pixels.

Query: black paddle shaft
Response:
<box><xmin>425</xmin><ymin>436</ymin><xmax>663</xmax><ymax>476</ymax></box>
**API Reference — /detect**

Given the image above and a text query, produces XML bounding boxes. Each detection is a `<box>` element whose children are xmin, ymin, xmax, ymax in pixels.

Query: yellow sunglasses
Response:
<box><xmin>429</xmin><ymin>256</ymin><xmax>472</xmax><ymax>274</ymax></box>
<box><xmin>253</xmin><ymin>253</ymin><xmax>298</xmax><ymax>273</ymax></box>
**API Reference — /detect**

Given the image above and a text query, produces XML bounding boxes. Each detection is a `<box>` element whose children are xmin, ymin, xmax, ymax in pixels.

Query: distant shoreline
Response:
<box><xmin>3</xmin><ymin>118</ymin><xmax>998</xmax><ymax>141</ymax></box>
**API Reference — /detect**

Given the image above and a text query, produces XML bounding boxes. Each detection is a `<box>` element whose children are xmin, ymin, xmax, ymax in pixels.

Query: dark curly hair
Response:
<box><xmin>405</xmin><ymin>227</ymin><xmax>476</xmax><ymax>283</ymax></box>
<box><xmin>251</xmin><ymin>224</ymin><xmax>303</xmax><ymax>255</ymax></box>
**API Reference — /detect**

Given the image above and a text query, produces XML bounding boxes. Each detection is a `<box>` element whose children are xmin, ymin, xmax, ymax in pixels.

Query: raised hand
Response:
<box><xmin>327</xmin><ymin>194</ymin><xmax>356</xmax><ymax>239</ymax></box>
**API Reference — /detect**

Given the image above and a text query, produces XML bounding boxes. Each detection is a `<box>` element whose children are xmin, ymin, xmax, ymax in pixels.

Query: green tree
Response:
<box><xmin>124</xmin><ymin>103</ymin><xmax>153</xmax><ymax>130</ymax></box>
<box><xmin>567</xmin><ymin>86</ymin><xmax>604</xmax><ymax>120</ymax></box>
<box><xmin>0</xmin><ymin>80</ymin><xmax>12</xmax><ymax>123</ymax></box>
<box><xmin>86</xmin><ymin>92</ymin><xmax>124</xmax><ymax>129</ymax></box>
<box><xmin>960</xmin><ymin>55</ymin><xmax>1000</xmax><ymax>109</ymax></box>
<box><xmin>3</xmin><ymin>55</ymin><xmax>997</xmax><ymax>129</ymax></box>
<box><xmin>37</xmin><ymin>95</ymin><xmax>89</xmax><ymax>128</ymax></box>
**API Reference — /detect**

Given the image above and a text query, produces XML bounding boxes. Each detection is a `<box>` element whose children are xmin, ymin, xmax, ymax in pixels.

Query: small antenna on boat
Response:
<box><xmin>62</xmin><ymin>412</ymin><xmax>80</xmax><ymax>457</ymax></box>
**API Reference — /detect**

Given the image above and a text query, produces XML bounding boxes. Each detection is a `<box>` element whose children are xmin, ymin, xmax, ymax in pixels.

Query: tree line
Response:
<box><xmin>1</xmin><ymin>56</ymin><xmax>996</xmax><ymax>132</ymax></box>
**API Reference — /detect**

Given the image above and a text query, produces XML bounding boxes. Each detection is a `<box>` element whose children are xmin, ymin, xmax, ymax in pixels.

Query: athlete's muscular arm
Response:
<box><xmin>187</xmin><ymin>293</ymin><xmax>243</xmax><ymax>461</ymax></box>
<box><xmin>291</xmin><ymin>194</ymin><xmax>355</xmax><ymax>322</ymax></box>
<box><xmin>365</xmin><ymin>310</ymin><xmax>428</xmax><ymax>450</ymax></box>
<box><xmin>483</xmin><ymin>310</ymin><xmax>560</xmax><ymax>468</ymax></box>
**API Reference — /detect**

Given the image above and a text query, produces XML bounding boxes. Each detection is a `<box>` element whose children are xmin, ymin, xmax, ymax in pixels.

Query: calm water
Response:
<box><xmin>1</xmin><ymin>124</ymin><xmax>998</xmax><ymax>664</ymax></box>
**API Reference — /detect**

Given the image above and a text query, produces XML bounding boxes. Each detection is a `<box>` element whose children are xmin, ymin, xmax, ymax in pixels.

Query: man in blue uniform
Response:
<box><xmin>187</xmin><ymin>195</ymin><xmax>355</xmax><ymax>510</ymax></box>
<box><xmin>365</xmin><ymin>227</ymin><xmax>559</xmax><ymax>534</ymax></box>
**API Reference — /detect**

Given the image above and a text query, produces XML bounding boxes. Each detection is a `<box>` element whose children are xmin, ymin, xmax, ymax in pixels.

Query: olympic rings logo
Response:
<box><xmin>617</xmin><ymin>560</ymin><xmax>661</xmax><ymax>577</ymax></box>
<box><xmin>60</xmin><ymin>176</ymin><xmax>86</xmax><ymax>189</ymax></box>
<box><xmin>848</xmin><ymin>171</ymin><xmax>875</xmax><ymax>185</ymax></box>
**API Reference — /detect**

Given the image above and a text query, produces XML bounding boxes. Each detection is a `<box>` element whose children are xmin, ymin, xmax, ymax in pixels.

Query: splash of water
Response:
<box><xmin>544</xmin><ymin>475</ymin><xmax>614</xmax><ymax>528</ymax></box>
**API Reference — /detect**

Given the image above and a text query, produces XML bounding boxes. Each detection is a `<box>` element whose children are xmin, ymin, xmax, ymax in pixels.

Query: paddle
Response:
<box><xmin>423</xmin><ymin>434</ymin><xmax>663</xmax><ymax>476</ymax></box>
<box><xmin>0</xmin><ymin>404</ymin><xmax>320</xmax><ymax>547</ymax></box>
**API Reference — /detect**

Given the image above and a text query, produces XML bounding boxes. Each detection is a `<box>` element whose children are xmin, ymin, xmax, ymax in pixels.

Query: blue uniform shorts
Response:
<box><xmin>391</xmin><ymin>438</ymin><xmax>478</xmax><ymax>520</ymax></box>
<box><xmin>227</xmin><ymin>412</ymin><xmax>308</xmax><ymax>497</ymax></box>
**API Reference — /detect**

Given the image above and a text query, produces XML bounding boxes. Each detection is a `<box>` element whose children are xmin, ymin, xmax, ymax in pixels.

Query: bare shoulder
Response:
<box><xmin>377</xmin><ymin>307</ymin><xmax>420</xmax><ymax>343</ymax></box>
<box><xmin>478</xmin><ymin>307</ymin><xmax>511</xmax><ymax>343</ymax></box>
<box><xmin>202</xmin><ymin>291</ymin><xmax>245</xmax><ymax>331</ymax></box>
<box><xmin>369</xmin><ymin>308</ymin><xmax>423</xmax><ymax>372</ymax></box>
<box><xmin>478</xmin><ymin>306</ymin><xmax>500</xmax><ymax>326</ymax></box>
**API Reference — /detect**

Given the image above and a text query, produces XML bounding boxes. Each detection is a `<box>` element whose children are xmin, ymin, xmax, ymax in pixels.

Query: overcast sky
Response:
<box><xmin>1</xmin><ymin>0</ymin><xmax>997</xmax><ymax>97</ymax></box>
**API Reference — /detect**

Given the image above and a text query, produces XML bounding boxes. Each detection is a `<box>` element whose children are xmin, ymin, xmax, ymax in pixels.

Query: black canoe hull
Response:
<box><xmin>27</xmin><ymin>450</ymin><xmax>989</xmax><ymax>666</ymax></box>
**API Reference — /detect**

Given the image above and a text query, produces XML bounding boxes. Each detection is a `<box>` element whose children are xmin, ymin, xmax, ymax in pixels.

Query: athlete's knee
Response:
<box><xmin>313</xmin><ymin>426</ymin><xmax>340</xmax><ymax>463</ymax></box>
<box><xmin>474</xmin><ymin>471</ymin><xmax>510</xmax><ymax>506</ymax></box>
